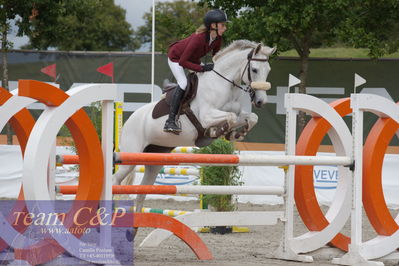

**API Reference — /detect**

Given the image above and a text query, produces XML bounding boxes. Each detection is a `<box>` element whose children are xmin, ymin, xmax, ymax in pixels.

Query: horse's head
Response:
<box><xmin>212</xmin><ymin>40</ymin><xmax>276</xmax><ymax>108</ymax></box>
<box><xmin>241</xmin><ymin>43</ymin><xmax>276</xmax><ymax>108</ymax></box>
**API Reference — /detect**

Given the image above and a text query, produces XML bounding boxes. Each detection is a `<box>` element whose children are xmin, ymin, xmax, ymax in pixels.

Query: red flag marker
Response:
<box><xmin>97</xmin><ymin>62</ymin><xmax>114</xmax><ymax>83</ymax></box>
<box><xmin>40</xmin><ymin>64</ymin><xmax>56</xmax><ymax>82</ymax></box>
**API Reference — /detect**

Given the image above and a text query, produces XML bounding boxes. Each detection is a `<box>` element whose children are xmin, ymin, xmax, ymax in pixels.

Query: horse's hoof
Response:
<box><xmin>206</xmin><ymin>127</ymin><xmax>217</xmax><ymax>138</ymax></box>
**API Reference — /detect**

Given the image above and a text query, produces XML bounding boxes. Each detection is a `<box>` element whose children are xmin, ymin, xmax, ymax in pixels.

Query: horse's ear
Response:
<box><xmin>262</xmin><ymin>46</ymin><xmax>277</xmax><ymax>56</ymax></box>
<box><xmin>254</xmin><ymin>43</ymin><xmax>262</xmax><ymax>54</ymax></box>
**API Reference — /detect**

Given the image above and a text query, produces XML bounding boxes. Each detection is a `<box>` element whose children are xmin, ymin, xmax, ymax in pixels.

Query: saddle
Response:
<box><xmin>152</xmin><ymin>73</ymin><xmax>214</xmax><ymax>147</ymax></box>
<box><xmin>153</xmin><ymin>72</ymin><xmax>198</xmax><ymax>119</ymax></box>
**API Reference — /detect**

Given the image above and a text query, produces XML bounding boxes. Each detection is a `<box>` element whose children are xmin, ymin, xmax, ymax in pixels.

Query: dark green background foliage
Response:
<box><xmin>199</xmin><ymin>0</ymin><xmax>399</xmax><ymax>57</ymax></box>
<box><xmin>1</xmin><ymin>0</ymin><xmax>135</xmax><ymax>51</ymax></box>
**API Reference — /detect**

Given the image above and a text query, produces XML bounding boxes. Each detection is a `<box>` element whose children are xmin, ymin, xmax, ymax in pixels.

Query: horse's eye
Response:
<box><xmin>252</xmin><ymin>68</ymin><xmax>258</xmax><ymax>74</ymax></box>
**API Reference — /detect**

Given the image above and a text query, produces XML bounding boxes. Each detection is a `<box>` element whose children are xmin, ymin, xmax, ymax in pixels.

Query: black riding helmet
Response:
<box><xmin>203</xmin><ymin>9</ymin><xmax>228</xmax><ymax>29</ymax></box>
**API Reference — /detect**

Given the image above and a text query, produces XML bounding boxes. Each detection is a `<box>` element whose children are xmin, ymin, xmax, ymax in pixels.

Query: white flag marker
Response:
<box><xmin>354</xmin><ymin>73</ymin><xmax>366</xmax><ymax>93</ymax></box>
<box><xmin>288</xmin><ymin>74</ymin><xmax>301</xmax><ymax>91</ymax></box>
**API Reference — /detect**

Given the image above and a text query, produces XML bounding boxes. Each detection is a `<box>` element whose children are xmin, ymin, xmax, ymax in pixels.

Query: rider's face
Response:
<box><xmin>216</xmin><ymin>22</ymin><xmax>227</xmax><ymax>35</ymax></box>
<box><xmin>218</xmin><ymin>22</ymin><xmax>227</xmax><ymax>35</ymax></box>
<box><xmin>210</xmin><ymin>22</ymin><xmax>227</xmax><ymax>36</ymax></box>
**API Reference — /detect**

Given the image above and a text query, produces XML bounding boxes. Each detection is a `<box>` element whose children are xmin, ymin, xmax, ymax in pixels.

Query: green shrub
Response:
<box><xmin>195</xmin><ymin>139</ymin><xmax>242</xmax><ymax>211</ymax></box>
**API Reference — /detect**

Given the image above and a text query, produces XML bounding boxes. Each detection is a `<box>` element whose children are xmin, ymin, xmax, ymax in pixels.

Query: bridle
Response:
<box><xmin>211</xmin><ymin>47</ymin><xmax>270</xmax><ymax>101</ymax></box>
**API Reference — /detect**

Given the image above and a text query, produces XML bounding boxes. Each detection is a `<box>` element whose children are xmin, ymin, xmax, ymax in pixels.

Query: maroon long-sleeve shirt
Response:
<box><xmin>167</xmin><ymin>31</ymin><xmax>222</xmax><ymax>72</ymax></box>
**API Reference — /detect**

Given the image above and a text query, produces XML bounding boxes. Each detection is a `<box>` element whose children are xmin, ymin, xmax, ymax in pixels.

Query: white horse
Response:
<box><xmin>113</xmin><ymin>40</ymin><xmax>276</xmax><ymax>237</ymax></box>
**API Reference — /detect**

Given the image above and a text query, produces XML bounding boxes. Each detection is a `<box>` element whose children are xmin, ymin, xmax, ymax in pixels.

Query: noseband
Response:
<box><xmin>212</xmin><ymin>47</ymin><xmax>269</xmax><ymax>101</ymax></box>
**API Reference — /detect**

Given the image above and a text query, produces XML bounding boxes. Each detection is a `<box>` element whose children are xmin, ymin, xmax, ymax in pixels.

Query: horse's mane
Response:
<box><xmin>213</xmin><ymin>40</ymin><xmax>260</xmax><ymax>61</ymax></box>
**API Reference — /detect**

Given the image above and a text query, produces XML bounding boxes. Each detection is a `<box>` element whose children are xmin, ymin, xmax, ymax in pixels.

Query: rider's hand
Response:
<box><xmin>202</xmin><ymin>63</ymin><xmax>214</xmax><ymax>72</ymax></box>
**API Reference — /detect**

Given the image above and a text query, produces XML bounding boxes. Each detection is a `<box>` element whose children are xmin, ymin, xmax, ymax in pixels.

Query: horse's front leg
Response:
<box><xmin>201</xmin><ymin>109</ymin><xmax>238</xmax><ymax>138</ymax></box>
<box><xmin>226</xmin><ymin>112</ymin><xmax>258</xmax><ymax>141</ymax></box>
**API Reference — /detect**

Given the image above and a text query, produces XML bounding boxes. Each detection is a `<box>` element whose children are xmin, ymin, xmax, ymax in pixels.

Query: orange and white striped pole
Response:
<box><xmin>56</xmin><ymin>152</ymin><xmax>351</xmax><ymax>167</ymax></box>
<box><xmin>56</xmin><ymin>185</ymin><xmax>285</xmax><ymax>196</ymax></box>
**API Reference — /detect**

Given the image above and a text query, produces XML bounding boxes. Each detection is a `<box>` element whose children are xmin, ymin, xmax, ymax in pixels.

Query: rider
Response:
<box><xmin>163</xmin><ymin>9</ymin><xmax>228</xmax><ymax>134</ymax></box>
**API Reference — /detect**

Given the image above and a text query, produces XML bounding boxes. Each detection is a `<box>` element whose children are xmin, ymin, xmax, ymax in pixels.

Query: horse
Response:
<box><xmin>113</xmin><ymin>40</ymin><xmax>276</xmax><ymax>238</ymax></box>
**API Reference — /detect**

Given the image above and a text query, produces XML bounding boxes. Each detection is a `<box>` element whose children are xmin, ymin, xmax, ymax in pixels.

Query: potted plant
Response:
<box><xmin>195</xmin><ymin>138</ymin><xmax>242</xmax><ymax>234</ymax></box>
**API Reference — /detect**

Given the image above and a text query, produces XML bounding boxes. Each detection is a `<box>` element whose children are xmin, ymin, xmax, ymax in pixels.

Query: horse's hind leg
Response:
<box><xmin>113</xmin><ymin>165</ymin><xmax>136</xmax><ymax>185</ymax></box>
<box><xmin>135</xmin><ymin>165</ymin><xmax>163</xmax><ymax>213</ymax></box>
<box><xmin>113</xmin><ymin>139</ymin><xmax>146</xmax><ymax>185</ymax></box>
<box><xmin>126</xmin><ymin>165</ymin><xmax>163</xmax><ymax>241</ymax></box>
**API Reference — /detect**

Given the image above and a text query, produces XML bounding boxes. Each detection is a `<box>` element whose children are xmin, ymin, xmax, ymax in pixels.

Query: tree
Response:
<box><xmin>339</xmin><ymin>0</ymin><xmax>399</xmax><ymax>58</ymax></box>
<box><xmin>25</xmin><ymin>0</ymin><xmax>136</xmax><ymax>51</ymax></box>
<box><xmin>1</xmin><ymin>0</ymin><xmax>135</xmax><ymax>144</ymax></box>
<box><xmin>0</xmin><ymin>0</ymin><xmax>47</xmax><ymax>144</ymax></box>
<box><xmin>135</xmin><ymin>0</ymin><xmax>208</xmax><ymax>52</ymax></box>
<box><xmin>199</xmin><ymin>0</ymin><xmax>399</xmax><ymax>132</ymax></box>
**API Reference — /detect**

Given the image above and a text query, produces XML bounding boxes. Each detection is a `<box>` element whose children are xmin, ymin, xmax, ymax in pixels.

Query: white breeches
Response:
<box><xmin>168</xmin><ymin>58</ymin><xmax>187</xmax><ymax>90</ymax></box>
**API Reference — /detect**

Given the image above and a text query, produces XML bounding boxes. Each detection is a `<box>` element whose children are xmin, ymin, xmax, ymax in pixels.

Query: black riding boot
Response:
<box><xmin>163</xmin><ymin>86</ymin><xmax>185</xmax><ymax>134</ymax></box>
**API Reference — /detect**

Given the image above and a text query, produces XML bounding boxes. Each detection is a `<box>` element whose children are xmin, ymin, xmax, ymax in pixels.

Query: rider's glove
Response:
<box><xmin>202</xmin><ymin>63</ymin><xmax>214</xmax><ymax>72</ymax></box>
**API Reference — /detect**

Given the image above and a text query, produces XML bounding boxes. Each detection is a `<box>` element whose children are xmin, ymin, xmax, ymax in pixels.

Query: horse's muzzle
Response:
<box><xmin>254</xmin><ymin>101</ymin><xmax>264</xmax><ymax>108</ymax></box>
<box><xmin>250</xmin><ymin>81</ymin><xmax>271</xmax><ymax>91</ymax></box>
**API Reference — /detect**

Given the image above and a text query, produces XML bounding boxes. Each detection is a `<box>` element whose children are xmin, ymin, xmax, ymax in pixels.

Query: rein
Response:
<box><xmin>211</xmin><ymin>47</ymin><xmax>269</xmax><ymax>101</ymax></box>
<box><xmin>212</xmin><ymin>69</ymin><xmax>250</xmax><ymax>92</ymax></box>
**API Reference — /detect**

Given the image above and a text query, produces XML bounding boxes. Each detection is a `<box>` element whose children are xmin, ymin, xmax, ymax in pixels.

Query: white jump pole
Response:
<box><xmin>99</xmin><ymin>98</ymin><xmax>114</xmax><ymax>249</ymax></box>
<box><xmin>237</xmin><ymin>154</ymin><xmax>351</xmax><ymax>166</ymax></box>
<box><xmin>56</xmin><ymin>185</ymin><xmax>285</xmax><ymax>196</ymax></box>
<box><xmin>158</xmin><ymin>185</ymin><xmax>285</xmax><ymax>195</ymax></box>
<box><xmin>151</xmin><ymin>0</ymin><xmax>155</xmax><ymax>102</ymax></box>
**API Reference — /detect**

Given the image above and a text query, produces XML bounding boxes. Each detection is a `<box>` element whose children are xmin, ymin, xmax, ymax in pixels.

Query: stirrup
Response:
<box><xmin>164</xmin><ymin>127</ymin><xmax>182</xmax><ymax>135</ymax></box>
